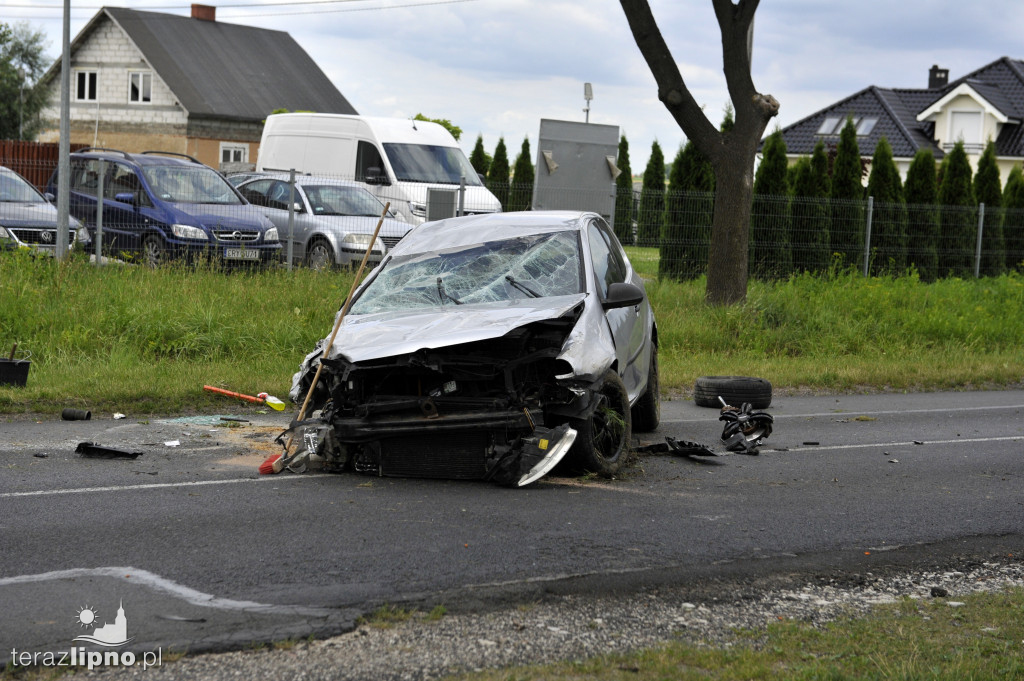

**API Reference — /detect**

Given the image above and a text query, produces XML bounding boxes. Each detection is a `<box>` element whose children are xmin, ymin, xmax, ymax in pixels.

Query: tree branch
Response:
<box><xmin>619</xmin><ymin>0</ymin><xmax>718</xmax><ymax>152</ymax></box>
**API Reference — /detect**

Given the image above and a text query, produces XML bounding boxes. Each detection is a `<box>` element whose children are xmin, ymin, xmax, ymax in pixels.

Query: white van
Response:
<box><xmin>256</xmin><ymin>114</ymin><xmax>501</xmax><ymax>224</ymax></box>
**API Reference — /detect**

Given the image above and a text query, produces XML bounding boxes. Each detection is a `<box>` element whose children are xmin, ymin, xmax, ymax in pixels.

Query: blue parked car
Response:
<box><xmin>47</xmin><ymin>149</ymin><xmax>280</xmax><ymax>267</ymax></box>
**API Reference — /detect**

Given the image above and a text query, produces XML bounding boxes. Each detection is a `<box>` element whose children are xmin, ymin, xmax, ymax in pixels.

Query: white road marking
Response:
<box><xmin>0</xmin><ymin>475</ymin><xmax>313</xmax><ymax>499</ymax></box>
<box><xmin>0</xmin><ymin>567</ymin><xmax>329</xmax><ymax>616</ymax></box>
<box><xmin>663</xmin><ymin>403</ymin><xmax>1024</xmax><ymax>423</ymax></box>
<box><xmin>770</xmin><ymin>435</ymin><xmax>1024</xmax><ymax>453</ymax></box>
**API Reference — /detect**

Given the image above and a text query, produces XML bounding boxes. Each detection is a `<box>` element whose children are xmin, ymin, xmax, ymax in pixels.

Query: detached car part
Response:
<box><xmin>718</xmin><ymin>400</ymin><xmax>774</xmax><ymax>454</ymax></box>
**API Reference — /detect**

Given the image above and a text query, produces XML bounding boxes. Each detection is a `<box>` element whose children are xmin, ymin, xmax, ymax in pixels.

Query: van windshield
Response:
<box><xmin>382</xmin><ymin>143</ymin><xmax>483</xmax><ymax>186</ymax></box>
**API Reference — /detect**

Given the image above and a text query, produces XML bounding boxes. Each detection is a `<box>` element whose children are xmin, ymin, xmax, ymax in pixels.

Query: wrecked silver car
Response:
<box><xmin>287</xmin><ymin>211</ymin><xmax>659</xmax><ymax>486</ymax></box>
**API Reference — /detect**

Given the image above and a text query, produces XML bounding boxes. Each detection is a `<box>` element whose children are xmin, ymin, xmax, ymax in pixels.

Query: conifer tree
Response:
<box><xmin>750</xmin><ymin>130</ymin><xmax>791</xmax><ymax>279</ymax></box>
<box><xmin>903</xmin><ymin>149</ymin><xmax>939</xmax><ymax>281</ymax></box>
<box><xmin>507</xmin><ymin>137</ymin><xmax>535</xmax><ymax>212</ymax></box>
<box><xmin>660</xmin><ymin>141</ymin><xmax>713</xmax><ymax>280</ymax></box>
<box><xmin>637</xmin><ymin>140</ymin><xmax>665</xmax><ymax>246</ymax></box>
<box><xmin>1003</xmin><ymin>166</ymin><xmax>1024</xmax><ymax>271</ymax></box>
<box><xmin>936</xmin><ymin>141</ymin><xmax>975</xmax><ymax>277</ymax></box>
<box><xmin>469</xmin><ymin>134</ymin><xmax>490</xmax><ymax>178</ymax></box>
<box><xmin>613</xmin><ymin>134</ymin><xmax>635</xmax><ymax>244</ymax></box>
<box><xmin>486</xmin><ymin>137</ymin><xmax>509</xmax><ymax>210</ymax></box>
<box><xmin>830</xmin><ymin>117</ymin><xmax>865</xmax><ymax>267</ymax></box>
<box><xmin>865</xmin><ymin>137</ymin><xmax>908</xmax><ymax>273</ymax></box>
<box><xmin>790</xmin><ymin>140</ymin><xmax>831</xmax><ymax>273</ymax></box>
<box><xmin>973</xmin><ymin>140</ymin><xmax>1005</xmax><ymax>276</ymax></box>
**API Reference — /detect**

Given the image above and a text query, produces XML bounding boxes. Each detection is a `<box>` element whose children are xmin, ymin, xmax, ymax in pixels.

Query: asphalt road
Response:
<box><xmin>2</xmin><ymin>390</ymin><xmax>1023</xmax><ymax>665</ymax></box>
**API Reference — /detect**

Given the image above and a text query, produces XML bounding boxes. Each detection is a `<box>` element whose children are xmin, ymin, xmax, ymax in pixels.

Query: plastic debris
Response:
<box><xmin>718</xmin><ymin>399</ymin><xmax>774</xmax><ymax>454</ymax></box>
<box><xmin>76</xmin><ymin>442</ymin><xmax>143</xmax><ymax>459</ymax></box>
<box><xmin>114</xmin><ymin>413</ymin><xmax>126</xmax><ymax>419</ymax></box>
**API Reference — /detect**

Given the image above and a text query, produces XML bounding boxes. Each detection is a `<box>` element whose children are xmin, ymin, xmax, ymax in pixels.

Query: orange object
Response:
<box><xmin>204</xmin><ymin>385</ymin><xmax>262</xmax><ymax>404</ymax></box>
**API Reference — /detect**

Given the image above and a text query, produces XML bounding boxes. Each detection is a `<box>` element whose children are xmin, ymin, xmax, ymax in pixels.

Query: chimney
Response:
<box><xmin>191</xmin><ymin>4</ymin><xmax>216</xmax><ymax>21</ymax></box>
<box><xmin>929</xmin><ymin>64</ymin><xmax>949</xmax><ymax>89</ymax></box>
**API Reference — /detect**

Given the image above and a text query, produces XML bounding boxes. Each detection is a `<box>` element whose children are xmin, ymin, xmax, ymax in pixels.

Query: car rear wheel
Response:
<box><xmin>306</xmin><ymin>239</ymin><xmax>335</xmax><ymax>271</ymax></box>
<box><xmin>631</xmin><ymin>344</ymin><xmax>660</xmax><ymax>432</ymax></box>
<box><xmin>142</xmin><ymin>234</ymin><xmax>166</xmax><ymax>268</ymax></box>
<box><xmin>569</xmin><ymin>369</ymin><xmax>632</xmax><ymax>477</ymax></box>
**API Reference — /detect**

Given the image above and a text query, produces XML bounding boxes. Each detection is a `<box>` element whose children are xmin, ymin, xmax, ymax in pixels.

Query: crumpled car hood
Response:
<box><xmin>324</xmin><ymin>293</ymin><xmax>587</xmax><ymax>363</ymax></box>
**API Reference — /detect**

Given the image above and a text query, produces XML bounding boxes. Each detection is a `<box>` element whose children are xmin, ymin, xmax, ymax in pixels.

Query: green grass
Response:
<box><xmin>2</xmin><ymin>251</ymin><xmax>1024</xmax><ymax>413</ymax></box>
<box><xmin>443</xmin><ymin>588</ymin><xmax>1024</xmax><ymax>681</ymax></box>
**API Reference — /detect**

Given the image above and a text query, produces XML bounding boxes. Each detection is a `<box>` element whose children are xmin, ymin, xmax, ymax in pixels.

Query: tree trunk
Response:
<box><xmin>619</xmin><ymin>0</ymin><xmax>778</xmax><ymax>305</ymax></box>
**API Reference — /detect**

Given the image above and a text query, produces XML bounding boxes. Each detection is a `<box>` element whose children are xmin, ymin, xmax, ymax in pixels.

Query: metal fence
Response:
<box><xmin>4</xmin><ymin>153</ymin><xmax>1022</xmax><ymax>279</ymax></box>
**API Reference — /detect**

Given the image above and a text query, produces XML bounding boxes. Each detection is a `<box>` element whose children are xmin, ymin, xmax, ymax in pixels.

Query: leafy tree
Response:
<box><xmin>790</xmin><ymin>140</ymin><xmax>831</xmax><ymax>273</ymax></box>
<box><xmin>829</xmin><ymin>117</ymin><xmax>865</xmax><ymax>267</ymax></box>
<box><xmin>1003</xmin><ymin>166</ymin><xmax>1024</xmax><ymax>271</ymax></box>
<box><xmin>486</xmin><ymin>137</ymin><xmax>509</xmax><ymax>210</ymax></box>
<box><xmin>973</xmin><ymin>140</ymin><xmax>1005</xmax><ymax>276</ymax></box>
<box><xmin>0</xmin><ymin>22</ymin><xmax>52</xmax><ymax>140</ymax></box>
<box><xmin>507</xmin><ymin>136</ymin><xmax>534</xmax><ymax>212</ymax></box>
<box><xmin>636</xmin><ymin>140</ymin><xmax>665</xmax><ymax>246</ymax></box>
<box><xmin>620</xmin><ymin>0</ymin><xmax>780</xmax><ymax>305</ymax></box>
<box><xmin>936</xmin><ymin>141</ymin><xmax>976</xmax><ymax>277</ymax></box>
<box><xmin>613</xmin><ymin>134</ymin><xmax>635</xmax><ymax>244</ymax></box>
<box><xmin>413</xmin><ymin>113</ymin><xmax>461</xmax><ymax>141</ymax></box>
<box><xmin>903</xmin><ymin>148</ymin><xmax>939</xmax><ymax>281</ymax></box>
<box><xmin>750</xmin><ymin>130</ymin><xmax>791</xmax><ymax>279</ymax></box>
<box><xmin>865</xmin><ymin>137</ymin><xmax>908</xmax><ymax>273</ymax></box>
<box><xmin>660</xmin><ymin>140</ymin><xmax>714</xmax><ymax>280</ymax></box>
<box><xmin>469</xmin><ymin>134</ymin><xmax>490</xmax><ymax>179</ymax></box>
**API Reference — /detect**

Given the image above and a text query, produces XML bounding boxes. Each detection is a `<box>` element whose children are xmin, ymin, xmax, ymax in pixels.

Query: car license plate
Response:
<box><xmin>224</xmin><ymin>248</ymin><xmax>259</xmax><ymax>260</ymax></box>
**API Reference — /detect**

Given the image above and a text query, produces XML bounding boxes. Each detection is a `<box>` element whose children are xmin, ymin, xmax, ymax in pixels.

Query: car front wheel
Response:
<box><xmin>142</xmin><ymin>234</ymin><xmax>166</xmax><ymax>268</ymax></box>
<box><xmin>305</xmin><ymin>239</ymin><xmax>335</xmax><ymax>271</ymax></box>
<box><xmin>569</xmin><ymin>369</ymin><xmax>632</xmax><ymax>477</ymax></box>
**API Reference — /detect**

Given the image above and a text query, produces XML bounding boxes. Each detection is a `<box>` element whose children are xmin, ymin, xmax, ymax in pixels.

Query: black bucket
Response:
<box><xmin>0</xmin><ymin>358</ymin><xmax>30</xmax><ymax>387</ymax></box>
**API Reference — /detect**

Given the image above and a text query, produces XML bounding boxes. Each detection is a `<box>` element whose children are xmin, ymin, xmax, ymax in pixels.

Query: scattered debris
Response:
<box><xmin>33</xmin><ymin>453</ymin><xmax>48</xmax><ymax>458</ymax></box>
<box><xmin>61</xmin><ymin>408</ymin><xmax>91</xmax><ymax>421</ymax></box>
<box><xmin>889</xmin><ymin>459</ymin><xmax>899</xmax><ymax>463</ymax></box>
<box><xmin>914</xmin><ymin>440</ymin><xmax>924</xmax><ymax>445</ymax></box>
<box><xmin>930</xmin><ymin>586</ymin><xmax>949</xmax><ymax>597</ymax></box>
<box><xmin>164</xmin><ymin>440</ymin><xmax>180</xmax><ymax>447</ymax></box>
<box><xmin>718</xmin><ymin>399</ymin><xmax>774</xmax><ymax>454</ymax></box>
<box><xmin>635</xmin><ymin>437</ymin><xmax>719</xmax><ymax>458</ymax></box>
<box><xmin>203</xmin><ymin>385</ymin><xmax>285</xmax><ymax>411</ymax></box>
<box><xmin>220</xmin><ymin>417</ymin><xmax>250</xmax><ymax>423</ymax></box>
<box><xmin>76</xmin><ymin>442</ymin><xmax>143</xmax><ymax>459</ymax></box>
<box><xmin>114</xmin><ymin>413</ymin><xmax>126</xmax><ymax>420</ymax></box>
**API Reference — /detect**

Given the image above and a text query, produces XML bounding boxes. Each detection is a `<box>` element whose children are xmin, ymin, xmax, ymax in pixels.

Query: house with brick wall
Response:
<box><xmin>775</xmin><ymin>57</ymin><xmax>1024</xmax><ymax>183</ymax></box>
<box><xmin>35</xmin><ymin>4</ymin><xmax>357</xmax><ymax>170</ymax></box>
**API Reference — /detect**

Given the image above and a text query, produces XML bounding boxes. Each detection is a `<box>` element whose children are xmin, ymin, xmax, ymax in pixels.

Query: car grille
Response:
<box><xmin>379</xmin><ymin>431</ymin><xmax>488</xmax><ymax>480</ymax></box>
<box><xmin>381</xmin><ymin>236</ymin><xmax>403</xmax><ymax>250</ymax></box>
<box><xmin>9</xmin><ymin>227</ymin><xmax>76</xmax><ymax>247</ymax></box>
<box><xmin>213</xmin><ymin>230</ymin><xmax>260</xmax><ymax>243</ymax></box>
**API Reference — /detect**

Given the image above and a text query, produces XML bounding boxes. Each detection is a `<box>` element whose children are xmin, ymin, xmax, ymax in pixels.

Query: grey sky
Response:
<box><xmin>6</xmin><ymin>0</ymin><xmax>1023</xmax><ymax>171</ymax></box>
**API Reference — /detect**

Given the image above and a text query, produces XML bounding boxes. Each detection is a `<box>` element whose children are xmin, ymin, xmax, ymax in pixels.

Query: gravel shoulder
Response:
<box><xmin>84</xmin><ymin>539</ymin><xmax>1024</xmax><ymax>681</ymax></box>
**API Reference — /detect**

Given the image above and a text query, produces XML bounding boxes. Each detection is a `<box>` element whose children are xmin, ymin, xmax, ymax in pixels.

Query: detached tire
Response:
<box><xmin>569</xmin><ymin>369</ymin><xmax>632</xmax><ymax>477</ymax></box>
<box><xmin>694</xmin><ymin>376</ymin><xmax>772</xmax><ymax>409</ymax></box>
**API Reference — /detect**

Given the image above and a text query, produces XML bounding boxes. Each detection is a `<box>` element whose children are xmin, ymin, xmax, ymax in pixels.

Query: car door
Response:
<box><xmin>101</xmin><ymin>161</ymin><xmax>153</xmax><ymax>254</ymax></box>
<box><xmin>587</xmin><ymin>218</ymin><xmax>646</xmax><ymax>399</ymax></box>
<box><xmin>240</xmin><ymin>179</ymin><xmax>308</xmax><ymax>264</ymax></box>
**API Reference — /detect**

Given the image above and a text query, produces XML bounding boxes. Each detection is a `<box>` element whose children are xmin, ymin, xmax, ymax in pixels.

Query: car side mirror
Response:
<box><xmin>602</xmin><ymin>282</ymin><xmax>644</xmax><ymax>310</ymax></box>
<box><xmin>293</xmin><ymin>202</ymin><xmax>305</xmax><ymax>213</ymax></box>
<box><xmin>44</xmin><ymin>192</ymin><xmax>55</xmax><ymax>203</ymax></box>
<box><xmin>364</xmin><ymin>167</ymin><xmax>390</xmax><ymax>186</ymax></box>
<box><xmin>114</xmin><ymin>191</ymin><xmax>138</xmax><ymax>206</ymax></box>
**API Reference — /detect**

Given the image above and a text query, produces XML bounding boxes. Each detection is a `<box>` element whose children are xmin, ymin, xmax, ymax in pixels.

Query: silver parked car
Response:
<box><xmin>0</xmin><ymin>166</ymin><xmax>84</xmax><ymax>255</ymax></box>
<box><xmin>236</xmin><ymin>174</ymin><xmax>414</xmax><ymax>269</ymax></box>
<box><xmin>287</xmin><ymin>211</ymin><xmax>659</xmax><ymax>486</ymax></box>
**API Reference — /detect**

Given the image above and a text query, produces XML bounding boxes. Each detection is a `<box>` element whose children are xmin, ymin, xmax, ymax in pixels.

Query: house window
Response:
<box><xmin>816</xmin><ymin>117</ymin><xmax>840</xmax><ymax>135</ymax></box>
<box><xmin>220</xmin><ymin>143</ymin><xmax>249</xmax><ymax>164</ymax></box>
<box><xmin>74</xmin><ymin>71</ymin><xmax>97</xmax><ymax>101</ymax></box>
<box><xmin>128</xmin><ymin>72</ymin><xmax>152</xmax><ymax>103</ymax></box>
<box><xmin>856</xmin><ymin>118</ymin><xmax>878</xmax><ymax>136</ymax></box>
<box><xmin>950</xmin><ymin>111</ymin><xmax>982</xmax><ymax>149</ymax></box>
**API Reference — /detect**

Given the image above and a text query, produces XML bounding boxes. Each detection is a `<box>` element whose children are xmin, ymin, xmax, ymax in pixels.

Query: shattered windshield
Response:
<box><xmin>350</xmin><ymin>231</ymin><xmax>582</xmax><ymax>314</ymax></box>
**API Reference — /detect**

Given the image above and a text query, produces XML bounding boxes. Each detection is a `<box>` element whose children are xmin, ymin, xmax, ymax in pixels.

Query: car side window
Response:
<box><xmin>266</xmin><ymin>181</ymin><xmax>294</xmax><ymax>210</ymax></box>
<box><xmin>588</xmin><ymin>221</ymin><xmax>627</xmax><ymax>297</ymax></box>
<box><xmin>69</xmin><ymin>160</ymin><xmax>100</xmax><ymax>196</ymax></box>
<box><xmin>240</xmin><ymin>179</ymin><xmax>274</xmax><ymax>207</ymax></box>
<box><xmin>105</xmin><ymin>163</ymin><xmax>146</xmax><ymax>204</ymax></box>
<box><xmin>355</xmin><ymin>141</ymin><xmax>385</xmax><ymax>182</ymax></box>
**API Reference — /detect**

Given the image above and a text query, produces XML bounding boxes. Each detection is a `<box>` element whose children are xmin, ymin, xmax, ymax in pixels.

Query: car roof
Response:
<box><xmin>70</xmin><ymin>149</ymin><xmax>208</xmax><ymax>168</ymax></box>
<box><xmin>394</xmin><ymin>211</ymin><xmax>595</xmax><ymax>255</ymax></box>
<box><xmin>242</xmin><ymin>173</ymin><xmax>365</xmax><ymax>189</ymax></box>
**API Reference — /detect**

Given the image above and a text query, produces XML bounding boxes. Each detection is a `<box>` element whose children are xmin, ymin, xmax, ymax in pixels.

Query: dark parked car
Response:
<box><xmin>47</xmin><ymin>149</ymin><xmax>280</xmax><ymax>267</ymax></box>
<box><xmin>287</xmin><ymin>211</ymin><xmax>659</xmax><ymax>486</ymax></box>
<box><xmin>236</xmin><ymin>174</ymin><xmax>414</xmax><ymax>269</ymax></box>
<box><xmin>0</xmin><ymin>166</ymin><xmax>84</xmax><ymax>255</ymax></box>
